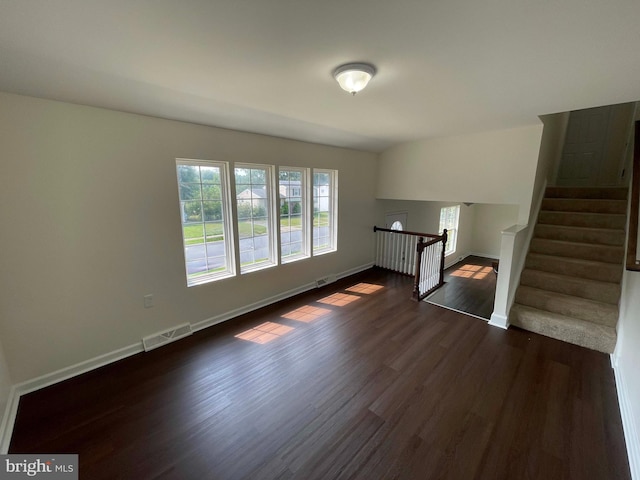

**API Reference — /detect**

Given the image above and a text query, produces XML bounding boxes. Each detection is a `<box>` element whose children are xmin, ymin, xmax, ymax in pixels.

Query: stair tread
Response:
<box><xmin>535</xmin><ymin>224</ymin><xmax>625</xmax><ymax>234</ymax></box>
<box><xmin>516</xmin><ymin>285</ymin><xmax>618</xmax><ymax>328</ymax></box>
<box><xmin>533</xmin><ymin>224</ymin><xmax>626</xmax><ymax>247</ymax></box>
<box><xmin>532</xmin><ymin>237</ymin><xmax>624</xmax><ymax>248</ymax></box>
<box><xmin>517</xmin><ymin>285</ymin><xmax>618</xmax><ymax>313</ymax></box>
<box><xmin>530</xmin><ymin>238</ymin><xmax>625</xmax><ymax>263</ymax></box>
<box><xmin>545</xmin><ymin>186</ymin><xmax>628</xmax><ymax>200</ymax></box>
<box><xmin>537</xmin><ymin>211</ymin><xmax>627</xmax><ymax>229</ymax></box>
<box><xmin>539</xmin><ymin>210</ymin><xmax>626</xmax><ymax>216</ymax></box>
<box><xmin>527</xmin><ymin>252</ymin><xmax>623</xmax><ymax>269</ymax></box>
<box><xmin>520</xmin><ymin>268</ymin><xmax>621</xmax><ymax>289</ymax></box>
<box><xmin>510</xmin><ymin>303</ymin><xmax>617</xmax><ymax>353</ymax></box>
<box><xmin>520</xmin><ymin>268</ymin><xmax>621</xmax><ymax>305</ymax></box>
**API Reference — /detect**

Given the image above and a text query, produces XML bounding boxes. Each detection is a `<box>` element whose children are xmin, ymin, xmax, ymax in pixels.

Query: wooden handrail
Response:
<box><xmin>626</xmin><ymin>121</ymin><xmax>640</xmax><ymax>271</ymax></box>
<box><xmin>373</xmin><ymin>225</ymin><xmax>442</xmax><ymax>239</ymax></box>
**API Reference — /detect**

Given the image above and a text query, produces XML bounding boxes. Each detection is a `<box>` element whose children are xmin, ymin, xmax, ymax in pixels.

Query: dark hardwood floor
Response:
<box><xmin>426</xmin><ymin>255</ymin><xmax>497</xmax><ymax>320</ymax></box>
<box><xmin>10</xmin><ymin>268</ymin><xmax>630</xmax><ymax>479</ymax></box>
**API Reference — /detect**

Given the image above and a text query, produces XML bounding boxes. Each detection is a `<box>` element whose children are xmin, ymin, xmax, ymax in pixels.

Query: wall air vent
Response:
<box><xmin>142</xmin><ymin>323</ymin><xmax>193</xmax><ymax>352</ymax></box>
<box><xmin>316</xmin><ymin>274</ymin><xmax>337</xmax><ymax>288</ymax></box>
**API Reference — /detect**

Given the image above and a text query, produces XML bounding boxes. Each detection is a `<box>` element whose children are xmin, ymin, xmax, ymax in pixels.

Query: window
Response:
<box><xmin>176</xmin><ymin>160</ymin><xmax>339</xmax><ymax>285</ymax></box>
<box><xmin>313</xmin><ymin>169</ymin><xmax>337</xmax><ymax>254</ymax></box>
<box><xmin>235</xmin><ymin>164</ymin><xmax>276</xmax><ymax>272</ymax></box>
<box><xmin>278</xmin><ymin>167</ymin><xmax>309</xmax><ymax>263</ymax></box>
<box><xmin>439</xmin><ymin>205</ymin><xmax>460</xmax><ymax>256</ymax></box>
<box><xmin>176</xmin><ymin>159</ymin><xmax>235</xmax><ymax>286</ymax></box>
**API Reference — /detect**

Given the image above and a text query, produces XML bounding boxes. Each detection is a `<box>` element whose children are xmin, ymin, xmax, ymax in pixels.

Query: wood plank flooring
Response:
<box><xmin>9</xmin><ymin>268</ymin><xmax>630</xmax><ymax>479</ymax></box>
<box><xmin>426</xmin><ymin>255</ymin><xmax>497</xmax><ymax>320</ymax></box>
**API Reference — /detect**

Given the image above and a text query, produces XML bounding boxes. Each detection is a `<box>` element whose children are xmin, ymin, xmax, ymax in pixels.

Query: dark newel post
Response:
<box><xmin>412</xmin><ymin>237</ymin><xmax>425</xmax><ymax>300</ymax></box>
<box><xmin>439</xmin><ymin>229</ymin><xmax>448</xmax><ymax>287</ymax></box>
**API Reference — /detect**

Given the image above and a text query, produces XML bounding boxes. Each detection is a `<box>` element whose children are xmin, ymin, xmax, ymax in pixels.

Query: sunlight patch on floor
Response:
<box><xmin>235</xmin><ymin>322</ymin><xmax>295</xmax><ymax>344</ymax></box>
<box><xmin>318</xmin><ymin>292</ymin><xmax>361</xmax><ymax>306</ymax></box>
<box><xmin>282</xmin><ymin>305</ymin><xmax>332</xmax><ymax>323</ymax></box>
<box><xmin>345</xmin><ymin>283</ymin><xmax>384</xmax><ymax>294</ymax></box>
<box><xmin>450</xmin><ymin>264</ymin><xmax>493</xmax><ymax>280</ymax></box>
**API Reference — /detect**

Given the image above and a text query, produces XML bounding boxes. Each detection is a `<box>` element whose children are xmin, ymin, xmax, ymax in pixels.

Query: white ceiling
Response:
<box><xmin>1</xmin><ymin>0</ymin><xmax>640</xmax><ymax>152</ymax></box>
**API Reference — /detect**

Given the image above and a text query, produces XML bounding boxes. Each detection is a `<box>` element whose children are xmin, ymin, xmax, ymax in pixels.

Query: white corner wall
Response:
<box><xmin>615</xmin><ymin>270</ymin><xmax>640</xmax><ymax>479</ymax></box>
<box><xmin>0</xmin><ymin>92</ymin><xmax>378</xmax><ymax>384</ymax></box>
<box><xmin>377</xmin><ymin>124</ymin><xmax>544</xmax><ymax>224</ymax></box>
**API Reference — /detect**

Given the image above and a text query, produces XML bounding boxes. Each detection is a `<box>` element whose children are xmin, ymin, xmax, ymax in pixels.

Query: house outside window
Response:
<box><xmin>176</xmin><ymin>159</ymin><xmax>235</xmax><ymax>286</ymax></box>
<box><xmin>278</xmin><ymin>167</ymin><xmax>309</xmax><ymax>263</ymax></box>
<box><xmin>235</xmin><ymin>164</ymin><xmax>276</xmax><ymax>272</ymax></box>
<box><xmin>439</xmin><ymin>205</ymin><xmax>460</xmax><ymax>256</ymax></box>
<box><xmin>313</xmin><ymin>169</ymin><xmax>337</xmax><ymax>254</ymax></box>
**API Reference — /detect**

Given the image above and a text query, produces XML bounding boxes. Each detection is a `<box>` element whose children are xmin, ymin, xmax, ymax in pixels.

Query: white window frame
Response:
<box><xmin>439</xmin><ymin>204</ymin><xmax>460</xmax><ymax>256</ymax></box>
<box><xmin>176</xmin><ymin>158</ymin><xmax>235</xmax><ymax>286</ymax></box>
<box><xmin>278</xmin><ymin>167</ymin><xmax>310</xmax><ymax>263</ymax></box>
<box><xmin>234</xmin><ymin>163</ymin><xmax>277</xmax><ymax>273</ymax></box>
<box><xmin>312</xmin><ymin>168</ymin><xmax>338</xmax><ymax>255</ymax></box>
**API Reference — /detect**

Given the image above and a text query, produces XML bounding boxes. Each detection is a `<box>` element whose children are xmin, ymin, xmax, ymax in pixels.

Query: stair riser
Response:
<box><xmin>541</xmin><ymin>198</ymin><xmax>627</xmax><ymax>214</ymax></box>
<box><xmin>530</xmin><ymin>238</ymin><xmax>625</xmax><ymax>264</ymax></box>
<box><xmin>534</xmin><ymin>225</ymin><xmax>625</xmax><ymax>246</ymax></box>
<box><xmin>525</xmin><ymin>255</ymin><xmax>622</xmax><ymax>283</ymax></box>
<box><xmin>515</xmin><ymin>288</ymin><xmax>618</xmax><ymax>326</ymax></box>
<box><xmin>519</xmin><ymin>269</ymin><xmax>620</xmax><ymax>304</ymax></box>
<box><xmin>510</xmin><ymin>305</ymin><xmax>616</xmax><ymax>353</ymax></box>
<box><xmin>538</xmin><ymin>211</ymin><xmax>626</xmax><ymax>229</ymax></box>
<box><xmin>544</xmin><ymin>187</ymin><xmax>628</xmax><ymax>200</ymax></box>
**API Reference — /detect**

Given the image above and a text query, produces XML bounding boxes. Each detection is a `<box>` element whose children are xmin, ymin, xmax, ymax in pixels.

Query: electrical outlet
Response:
<box><xmin>144</xmin><ymin>294</ymin><xmax>154</xmax><ymax>308</ymax></box>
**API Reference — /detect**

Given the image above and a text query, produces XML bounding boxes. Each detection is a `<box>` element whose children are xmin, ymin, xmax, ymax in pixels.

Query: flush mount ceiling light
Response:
<box><xmin>333</xmin><ymin>62</ymin><xmax>376</xmax><ymax>95</ymax></box>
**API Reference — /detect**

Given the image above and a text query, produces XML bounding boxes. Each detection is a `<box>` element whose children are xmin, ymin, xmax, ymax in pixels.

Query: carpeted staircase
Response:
<box><xmin>510</xmin><ymin>186</ymin><xmax>628</xmax><ymax>353</ymax></box>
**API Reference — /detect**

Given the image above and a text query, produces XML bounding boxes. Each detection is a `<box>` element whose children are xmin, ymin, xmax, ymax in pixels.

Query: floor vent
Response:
<box><xmin>316</xmin><ymin>274</ymin><xmax>337</xmax><ymax>288</ymax></box>
<box><xmin>142</xmin><ymin>323</ymin><xmax>193</xmax><ymax>352</ymax></box>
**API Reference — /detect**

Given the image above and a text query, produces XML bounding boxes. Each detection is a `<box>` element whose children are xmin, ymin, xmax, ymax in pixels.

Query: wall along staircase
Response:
<box><xmin>510</xmin><ymin>186</ymin><xmax>627</xmax><ymax>353</ymax></box>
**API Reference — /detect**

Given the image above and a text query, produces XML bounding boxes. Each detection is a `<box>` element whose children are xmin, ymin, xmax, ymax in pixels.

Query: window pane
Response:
<box><xmin>177</xmin><ymin>160</ymin><xmax>234</xmax><ymax>285</ymax></box>
<box><xmin>178</xmin><ymin>165</ymin><xmax>199</xmax><ymax>183</ymax></box>
<box><xmin>235</xmin><ymin>165</ymin><xmax>275</xmax><ymax>272</ymax></box>
<box><xmin>439</xmin><ymin>205</ymin><xmax>460</xmax><ymax>255</ymax></box>
<box><xmin>182</xmin><ymin>201</ymin><xmax>202</xmax><ymax>222</ymax></box>
<box><xmin>179</xmin><ymin>183</ymin><xmax>201</xmax><ymax>201</ymax></box>
<box><xmin>313</xmin><ymin>169</ymin><xmax>337</xmax><ymax>254</ymax></box>
<box><xmin>202</xmin><ymin>184</ymin><xmax>221</xmax><ymax>200</ymax></box>
<box><xmin>251</xmin><ymin>169</ymin><xmax>266</xmax><ymax>185</ymax></box>
<box><xmin>200</xmin><ymin>166</ymin><xmax>220</xmax><ymax>184</ymax></box>
<box><xmin>279</xmin><ymin>167</ymin><xmax>309</xmax><ymax>263</ymax></box>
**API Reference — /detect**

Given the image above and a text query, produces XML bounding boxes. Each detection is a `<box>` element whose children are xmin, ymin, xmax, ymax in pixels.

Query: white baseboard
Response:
<box><xmin>16</xmin><ymin>343</ymin><xmax>145</xmax><ymax>397</ymax></box>
<box><xmin>488</xmin><ymin>312</ymin><xmax>510</xmax><ymax>330</ymax></box>
<box><xmin>469</xmin><ymin>252</ymin><xmax>501</xmax><ymax>260</ymax></box>
<box><xmin>614</xmin><ymin>363</ymin><xmax>640</xmax><ymax>480</ymax></box>
<box><xmin>0</xmin><ymin>386</ymin><xmax>19</xmax><ymax>454</ymax></box>
<box><xmin>0</xmin><ymin>262</ymin><xmax>375</xmax><ymax>453</ymax></box>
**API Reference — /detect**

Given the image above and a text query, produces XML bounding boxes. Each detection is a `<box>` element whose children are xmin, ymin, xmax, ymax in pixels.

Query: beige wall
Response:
<box><xmin>377</xmin><ymin>125</ymin><xmax>544</xmax><ymax>224</ymax></box>
<box><xmin>0</xmin><ymin>92</ymin><xmax>378</xmax><ymax>383</ymax></box>
<box><xmin>470</xmin><ymin>204</ymin><xmax>519</xmax><ymax>258</ymax></box>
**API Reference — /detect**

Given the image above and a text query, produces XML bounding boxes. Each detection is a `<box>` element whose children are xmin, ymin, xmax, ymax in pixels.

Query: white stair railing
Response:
<box><xmin>373</xmin><ymin>226</ymin><xmax>447</xmax><ymax>300</ymax></box>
